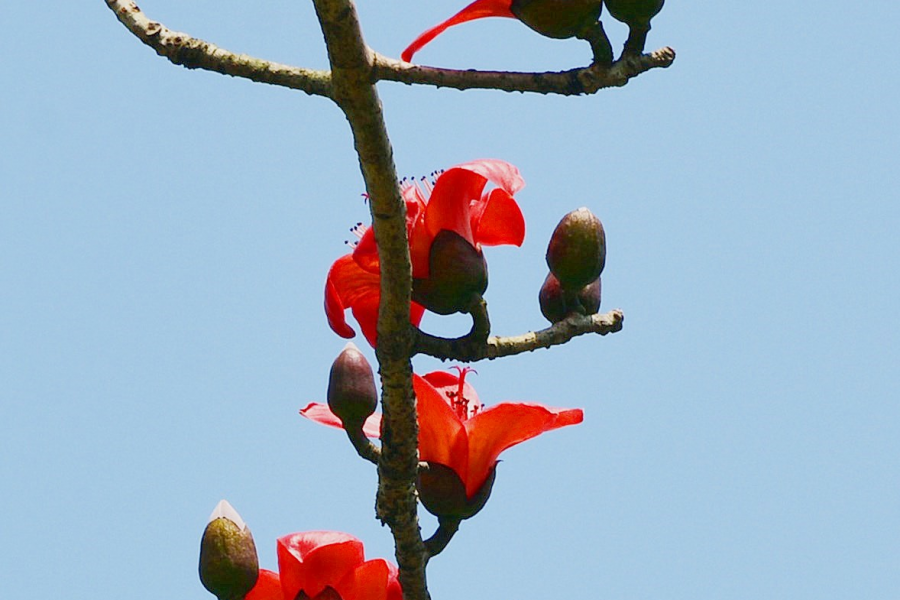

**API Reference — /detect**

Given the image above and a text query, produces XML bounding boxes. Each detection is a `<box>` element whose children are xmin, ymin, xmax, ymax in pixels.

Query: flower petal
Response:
<box><xmin>422</xmin><ymin>370</ymin><xmax>482</xmax><ymax>416</ymax></box>
<box><xmin>245</xmin><ymin>569</ymin><xmax>282</xmax><ymax>600</ymax></box>
<box><xmin>413</xmin><ymin>375</ymin><xmax>469</xmax><ymax>477</ymax></box>
<box><xmin>300</xmin><ymin>403</ymin><xmax>383</xmax><ymax>439</ymax></box>
<box><xmin>277</xmin><ymin>532</ymin><xmax>365</xmax><ymax>600</ymax></box>
<box><xmin>335</xmin><ymin>559</ymin><xmax>402</xmax><ymax>600</ymax></box>
<box><xmin>454</xmin><ymin>158</ymin><xmax>526</xmax><ymax>195</ymax></box>
<box><xmin>325</xmin><ymin>254</ymin><xmax>425</xmax><ymax>347</ymax></box>
<box><xmin>471</xmin><ymin>187</ymin><xmax>526</xmax><ymax>247</ymax></box>
<box><xmin>401</xmin><ymin>0</ymin><xmax>516</xmax><ymax>62</ymax></box>
<box><xmin>424</xmin><ymin>167</ymin><xmax>489</xmax><ymax>244</ymax></box>
<box><xmin>463</xmin><ymin>403</ymin><xmax>583</xmax><ymax>497</ymax></box>
<box><xmin>325</xmin><ymin>255</ymin><xmax>379</xmax><ymax>341</ymax></box>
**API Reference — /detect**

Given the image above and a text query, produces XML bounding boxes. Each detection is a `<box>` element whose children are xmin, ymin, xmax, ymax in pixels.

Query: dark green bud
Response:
<box><xmin>412</xmin><ymin>229</ymin><xmax>488</xmax><ymax>315</ymax></box>
<box><xmin>539</xmin><ymin>272</ymin><xmax>602</xmax><ymax>324</ymax></box>
<box><xmin>546</xmin><ymin>208</ymin><xmax>606</xmax><ymax>291</ymax></box>
<box><xmin>510</xmin><ymin>0</ymin><xmax>603</xmax><ymax>39</ymax></box>
<box><xmin>199</xmin><ymin>500</ymin><xmax>259</xmax><ymax>600</ymax></box>
<box><xmin>417</xmin><ymin>462</ymin><xmax>496</xmax><ymax>520</ymax></box>
<box><xmin>327</xmin><ymin>342</ymin><xmax>378</xmax><ymax>431</ymax></box>
<box><xmin>604</xmin><ymin>0</ymin><xmax>665</xmax><ymax>54</ymax></box>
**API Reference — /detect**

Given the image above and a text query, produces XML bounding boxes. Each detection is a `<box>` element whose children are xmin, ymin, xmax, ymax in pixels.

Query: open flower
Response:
<box><xmin>301</xmin><ymin>368</ymin><xmax>582</xmax><ymax>517</ymax></box>
<box><xmin>402</xmin><ymin>0</ymin><xmax>605</xmax><ymax>63</ymax></box>
<box><xmin>325</xmin><ymin>159</ymin><xmax>525</xmax><ymax>345</ymax></box>
<box><xmin>246</xmin><ymin>531</ymin><xmax>402</xmax><ymax>600</ymax></box>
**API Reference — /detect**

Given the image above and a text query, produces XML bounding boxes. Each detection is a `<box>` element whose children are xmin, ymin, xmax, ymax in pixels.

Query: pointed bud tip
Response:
<box><xmin>208</xmin><ymin>499</ymin><xmax>246</xmax><ymax>531</ymax></box>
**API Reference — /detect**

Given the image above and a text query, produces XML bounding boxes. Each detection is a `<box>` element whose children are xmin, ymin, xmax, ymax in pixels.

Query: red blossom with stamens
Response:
<box><xmin>325</xmin><ymin>159</ymin><xmax>525</xmax><ymax>345</ymax></box>
<box><xmin>300</xmin><ymin>368</ymin><xmax>582</xmax><ymax>500</ymax></box>
<box><xmin>245</xmin><ymin>532</ymin><xmax>402</xmax><ymax>600</ymax></box>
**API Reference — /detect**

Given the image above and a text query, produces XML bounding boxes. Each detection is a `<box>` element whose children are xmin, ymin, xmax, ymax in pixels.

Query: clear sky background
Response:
<box><xmin>2</xmin><ymin>1</ymin><xmax>898</xmax><ymax>599</ymax></box>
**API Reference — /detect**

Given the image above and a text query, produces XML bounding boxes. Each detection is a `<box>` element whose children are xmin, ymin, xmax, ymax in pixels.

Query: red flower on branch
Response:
<box><xmin>246</xmin><ymin>531</ymin><xmax>402</xmax><ymax>600</ymax></box>
<box><xmin>301</xmin><ymin>368</ymin><xmax>582</xmax><ymax>517</ymax></box>
<box><xmin>325</xmin><ymin>159</ymin><xmax>525</xmax><ymax>346</ymax></box>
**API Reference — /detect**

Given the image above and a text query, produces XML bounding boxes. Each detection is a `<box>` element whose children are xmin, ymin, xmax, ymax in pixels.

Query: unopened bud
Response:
<box><xmin>546</xmin><ymin>208</ymin><xmax>606</xmax><ymax>291</ymax></box>
<box><xmin>539</xmin><ymin>272</ymin><xmax>602</xmax><ymax>323</ymax></box>
<box><xmin>604</xmin><ymin>0</ymin><xmax>664</xmax><ymax>27</ymax></box>
<box><xmin>327</xmin><ymin>343</ymin><xmax>378</xmax><ymax>431</ymax></box>
<box><xmin>604</xmin><ymin>0</ymin><xmax>665</xmax><ymax>54</ymax></box>
<box><xmin>510</xmin><ymin>0</ymin><xmax>603</xmax><ymax>39</ymax></box>
<box><xmin>199</xmin><ymin>500</ymin><xmax>259</xmax><ymax>600</ymax></box>
<box><xmin>417</xmin><ymin>462</ymin><xmax>496</xmax><ymax>520</ymax></box>
<box><xmin>412</xmin><ymin>230</ymin><xmax>488</xmax><ymax>315</ymax></box>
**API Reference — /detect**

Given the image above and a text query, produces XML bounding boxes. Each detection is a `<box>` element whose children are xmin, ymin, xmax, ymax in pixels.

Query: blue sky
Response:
<box><xmin>1</xmin><ymin>1</ymin><xmax>898</xmax><ymax>599</ymax></box>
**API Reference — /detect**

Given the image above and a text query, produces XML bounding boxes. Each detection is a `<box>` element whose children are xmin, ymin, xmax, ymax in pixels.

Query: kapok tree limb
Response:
<box><xmin>311</xmin><ymin>1</ymin><xmax>428</xmax><ymax>599</ymax></box>
<box><xmin>372</xmin><ymin>48</ymin><xmax>675</xmax><ymax>95</ymax></box>
<box><xmin>415</xmin><ymin>309</ymin><xmax>625</xmax><ymax>362</ymax></box>
<box><xmin>104</xmin><ymin>0</ymin><xmax>332</xmax><ymax>97</ymax></box>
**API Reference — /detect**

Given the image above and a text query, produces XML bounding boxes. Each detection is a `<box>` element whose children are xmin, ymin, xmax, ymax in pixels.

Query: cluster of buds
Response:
<box><xmin>540</xmin><ymin>208</ymin><xmax>606</xmax><ymax>323</ymax></box>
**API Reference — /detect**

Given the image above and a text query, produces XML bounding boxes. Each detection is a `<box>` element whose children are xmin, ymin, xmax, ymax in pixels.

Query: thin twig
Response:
<box><xmin>372</xmin><ymin>48</ymin><xmax>675</xmax><ymax>95</ymax></box>
<box><xmin>415</xmin><ymin>309</ymin><xmax>625</xmax><ymax>362</ymax></box>
<box><xmin>103</xmin><ymin>0</ymin><xmax>332</xmax><ymax>97</ymax></box>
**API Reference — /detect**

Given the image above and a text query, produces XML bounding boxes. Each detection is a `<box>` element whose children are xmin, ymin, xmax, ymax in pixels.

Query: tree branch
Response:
<box><xmin>415</xmin><ymin>309</ymin><xmax>625</xmax><ymax>362</ymax></box>
<box><xmin>372</xmin><ymin>48</ymin><xmax>675</xmax><ymax>95</ymax></box>
<box><xmin>311</xmin><ymin>1</ymin><xmax>427</xmax><ymax>599</ymax></box>
<box><xmin>103</xmin><ymin>0</ymin><xmax>332</xmax><ymax>97</ymax></box>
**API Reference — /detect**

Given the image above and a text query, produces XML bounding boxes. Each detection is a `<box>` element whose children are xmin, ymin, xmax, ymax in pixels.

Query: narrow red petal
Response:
<box><xmin>463</xmin><ymin>403</ymin><xmax>583</xmax><ymax>497</ymax></box>
<box><xmin>277</xmin><ymin>533</ymin><xmax>365</xmax><ymax>600</ymax></box>
<box><xmin>245</xmin><ymin>569</ymin><xmax>282</xmax><ymax>600</ymax></box>
<box><xmin>413</xmin><ymin>375</ymin><xmax>468</xmax><ymax>475</ymax></box>
<box><xmin>471</xmin><ymin>187</ymin><xmax>526</xmax><ymax>247</ymax></box>
<box><xmin>401</xmin><ymin>0</ymin><xmax>516</xmax><ymax>62</ymax></box>
<box><xmin>299</xmin><ymin>403</ymin><xmax>383</xmax><ymax>439</ymax></box>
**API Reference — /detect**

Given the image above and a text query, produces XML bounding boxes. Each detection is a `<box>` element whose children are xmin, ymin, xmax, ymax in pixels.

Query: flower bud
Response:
<box><xmin>539</xmin><ymin>272</ymin><xmax>602</xmax><ymax>323</ymax></box>
<box><xmin>327</xmin><ymin>343</ymin><xmax>378</xmax><ymax>431</ymax></box>
<box><xmin>604</xmin><ymin>0</ymin><xmax>665</xmax><ymax>54</ymax></box>
<box><xmin>546</xmin><ymin>208</ymin><xmax>606</xmax><ymax>291</ymax></box>
<box><xmin>412</xmin><ymin>230</ymin><xmax>488</xmax><ymax>315</ymax></box>
<box><xmin>199</xmin><ymin>500</ymin><xmax>259</xmax><ymax>600</ymax></box>
<box><xmin>510</xmin><ymin>0</ymin><xmax>603</xmax><ymax>39</ymax></box>
<box><xmin>417</xmin><ymin>462</ymin><xmax>496</xmax><ymax>520</ymax></box>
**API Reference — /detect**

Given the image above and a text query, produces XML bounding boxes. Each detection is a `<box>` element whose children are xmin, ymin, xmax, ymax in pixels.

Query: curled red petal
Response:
<box><xmin>352</xmin><ymin>227</ymin><xmax>381</xmax><ymax>274</ymax></box>
<box><xmin>401</xmin><ymin>0</ymin><xmax>516</xmax><ymax>62</ymax></box>
<box><xmin>245</xmin><ymin>569</ymin><xmax>281</xmax><ymax>600</ymax></box>
<box><xmin>454</xmin><ymin>158</ymin><xmax>525</xmax><ymax>195</ymax></box>
<box><xmin>463</xmin><ymin>403</ymin><xmax>584</xmax><ymax>497</ymax></box>
<box><xmin>471</xmin><ymin>187</ymin><xmax>526</xmax><ymax>247</ymax></box>
<box><xmin>300</xmin><ymin>403</ymin><xmax>383</xmax><ymax>439</ymax></box>
<box><xmin>325</xmin><ymin>276</ymin><xmax>357</xmax><ymax>340</ymax></box>
<box><xmin>325</xmin><ymin>255</ymin><xmax>381</xmax><ymax>340</ymax></box>
<box><xmin>277</xmin><ymin>532</ymin><xmax>365</xmax><ymax>600</ymax></box>
<box><xmin>424</xmin><ymin>167</ymin><xmax>489</xmax><ymax>244</ymax></box>
<box><xmin>413</xmin><ymin>374</ymin><xmax>469</xmax><ymax>477</ymax></box>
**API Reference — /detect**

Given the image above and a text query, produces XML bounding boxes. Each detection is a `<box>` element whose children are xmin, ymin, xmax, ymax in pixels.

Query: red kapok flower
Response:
<box><xmin>301</xmin><ymin>367</ymin><xmax>582</xmax><ymax>516</ymax></box>
<box><xmin>246</xmin><ymin>531</ymin><xmax>402</xmax><ymax>600</ymax></box>
<box><xmin>402</xmin><ymin>0</ymin><xmax>605</xmax><ymax>62</ymax></box>
<box><xmin>325</xmin><ymin>159</ymin><xmax>525</xmax><ymax>345</ymax></box>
